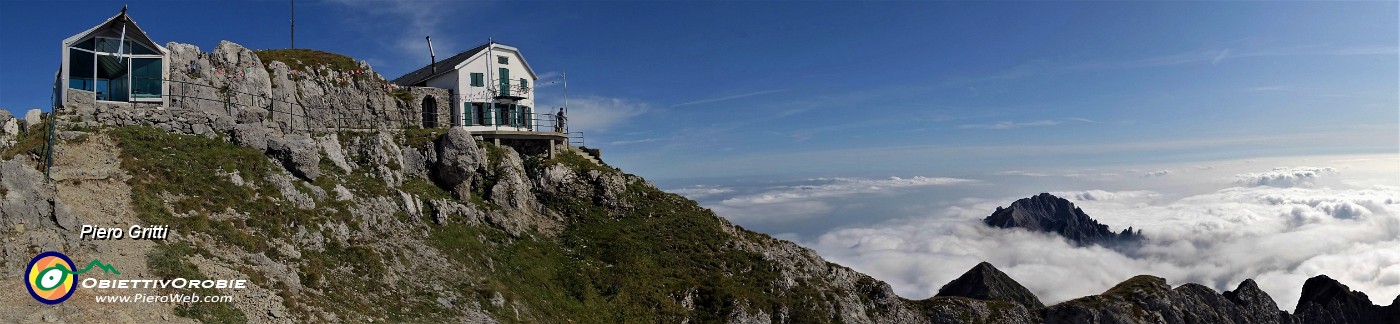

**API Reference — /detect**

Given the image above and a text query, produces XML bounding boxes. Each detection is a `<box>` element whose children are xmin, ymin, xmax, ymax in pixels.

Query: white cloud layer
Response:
<box><xmin>665</xmin><ymin>186</ymin><xmax>734</xmax><ymax>199</ymax></box>
<box><xmin>711</xmin><ymin>176</ymin><xmax>975</xmax><ymax>223</ymax></box>
<box><xmin>1236</xmin><ymin>167</ymin><xmax>1336</xmax><ymax>187</ymax></box>
<box><xmin>793</xmin><ymin>156</ymin><xmax>1400</xmax><ymax>311</ymax></box>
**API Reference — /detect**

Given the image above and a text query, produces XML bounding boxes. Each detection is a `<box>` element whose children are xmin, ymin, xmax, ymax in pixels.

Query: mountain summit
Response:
<box><xmin>935</xmin><ymin>262</ymin><xmax>1045</xmax><ymax>309</ymax></box>
<box><xmin>983</xmin><ymin>193</ymin><xmax>1143</xmax><ymax>247</ymax></box>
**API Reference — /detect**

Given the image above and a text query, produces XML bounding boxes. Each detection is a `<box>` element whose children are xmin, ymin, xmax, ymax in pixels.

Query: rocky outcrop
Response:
<box><xmin>1226</xmin><ymin>279</ymin><xmax>1296</xmax><ymax>324</ymax></box>
<box><xmin>0</xmin><ymin>158</ymin><xmax>77</xmax><ymax>274</ymax></box>
<box><xmin>935</xmin><ymin>262</ymin><xmax>1045</xmax><ymax>309</ymax></box>
<box><xmin>432</xmin><ymin>127</ymin><xmax>487</xmax><ymax>199</ymax></box>
<box><xmin>984</xmin><ymin>193</ymin><xmax>1143</xmax><ymax>247</ymax></box>
<box><xmin>1294</xmin><ymin>275</ymin><xmax>1396</xmax><ymax>324</ymax></box>
<box><xmin>266</xmin><ymin>134</ymin><xmax>321</xmax><ymax>180</ymax></box>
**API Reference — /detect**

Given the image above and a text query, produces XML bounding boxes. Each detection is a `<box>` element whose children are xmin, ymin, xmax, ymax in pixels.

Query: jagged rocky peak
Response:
<box><xmin>1223</xmin><ymin>279</ymin><xmax>1293</xmax><ymax>323</ymax></box>
<box><xmin>934</xmin><ymin>261</ymin><xmax>1045</xmax><ymax>309</ymax></box>
<box><xmin>1294</xmin><ymin>274</ymin><xmax>1398</xmax><ymax>324</ymax></box>
<box><xmin>983</xmin><ymin>192</ymin><xmax>1143</xmax><ymax>247</ymax></box>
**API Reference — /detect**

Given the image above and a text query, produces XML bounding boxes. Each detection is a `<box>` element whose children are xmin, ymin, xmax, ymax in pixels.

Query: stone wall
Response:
<box><xmin>58</xmin><ymin>40</ymin><xmax>447</xmax><ymax>138</ymax></box>
<box><xmin>406</xmin><ymin>86</ymin><xmax>453</xmax><ymax>128</ymax></box>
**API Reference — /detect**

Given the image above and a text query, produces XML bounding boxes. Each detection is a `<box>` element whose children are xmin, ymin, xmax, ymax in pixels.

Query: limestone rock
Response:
<box><xmin>232</xmin><ymin>123</ymin><xmax>270</xmax><ymax>151</ymax></box>
<box><xmin>24</xmin><ymin>109</ymin><xmax>42</xmax><ymax>130</ymax></box>
<box><xmin>0</xmin><ymin>111</ymin><xmax>19</xmax><ymax>150</ymax></box>
<box><xmin>433</xmin><ymin>127</ymin><xmax>486</xmax><ymax>197</ymax></box>
<box><xmin>267</xmin><ymin>134</ymin><xmax>321</xmax><ymax>181</ymax></box>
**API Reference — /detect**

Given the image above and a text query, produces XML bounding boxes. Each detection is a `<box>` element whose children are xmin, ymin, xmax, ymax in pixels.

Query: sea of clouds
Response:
<box><xmin>666</xmin><ymin>154</ymin><xmax>1400</xmax><ymax>311</ymax></box>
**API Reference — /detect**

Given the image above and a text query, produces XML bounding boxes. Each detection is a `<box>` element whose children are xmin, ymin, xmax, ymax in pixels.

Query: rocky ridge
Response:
<box><xmin>0</xmin><ymin>41</ymin><xmax>1393</xmax><ymax>323</ymax></box>
<box><xmin>984</xmin><ymin>192</ymin><xmax>1144</xmax><ymax>247</ymax></box>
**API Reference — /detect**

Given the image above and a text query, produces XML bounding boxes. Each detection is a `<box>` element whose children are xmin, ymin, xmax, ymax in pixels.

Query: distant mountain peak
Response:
<box><xmin>935</xmin><ymin>262</ymin><xmax>1044</xmax><ymax>309</ymax></box>
<box><xmin>983</xmin><ymin>193</ymin><xmax>1143</xmax><ymax>247</ymax></box>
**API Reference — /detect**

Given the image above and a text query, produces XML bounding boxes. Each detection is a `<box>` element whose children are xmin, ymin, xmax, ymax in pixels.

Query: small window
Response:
<box><xmin>470</xmin><ymin>73</ymin><xmax>484</xmax><ymax>87</ymax></box>
<box><xmin>497</xmin><ymin>56</ymin><xmax>508</xmax><ymax>65</ymax></box>
<box><xmin>519</xmin><ymin>78</ymin><xmax>528</xmax><ymax>89</ymax></box>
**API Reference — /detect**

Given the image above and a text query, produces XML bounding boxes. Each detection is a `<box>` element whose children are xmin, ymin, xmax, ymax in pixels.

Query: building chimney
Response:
<box><xmin>427</xmin><ymin>36</ymin><xmax>437</xmax><ymax>74</ymax></box>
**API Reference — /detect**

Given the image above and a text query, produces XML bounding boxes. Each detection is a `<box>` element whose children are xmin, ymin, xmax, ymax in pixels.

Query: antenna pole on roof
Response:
<box><xmin>562</xmin><ymin>71</ymin><xmax>567</xmax><ymax>116</ymax></box>
<box><xmin>427</xmin><ymin>36</ymin><xmax>437</xmax><ymax>74</ymax></box>
<box><xmin>290</xmin><ymin>0</ymin><xmax>296</xmax><ymax>49</ymax></box>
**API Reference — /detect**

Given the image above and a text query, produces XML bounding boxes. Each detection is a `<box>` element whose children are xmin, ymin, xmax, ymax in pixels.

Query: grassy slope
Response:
<box><xmin>108</xmin><ymin>126</ymin><xmax>849</xmax><ymax>323</ymax></box>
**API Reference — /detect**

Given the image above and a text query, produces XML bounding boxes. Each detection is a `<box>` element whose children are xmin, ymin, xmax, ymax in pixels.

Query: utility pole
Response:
<box><xmin>290</xmin><ymin>0</ymin><xmax>296</xmax><ymax>49</ymax></box>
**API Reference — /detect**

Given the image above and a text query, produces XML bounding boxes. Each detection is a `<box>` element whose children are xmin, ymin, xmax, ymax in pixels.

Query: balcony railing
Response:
<box><xmin>464</xmin><ymin>107</ymin><xmax>569</xmax><ymax>134</ymax></box>
<box><xmin>489</xmin><ymin>78</ymin><xmax>531</xmax><ymax>99</ymax></box>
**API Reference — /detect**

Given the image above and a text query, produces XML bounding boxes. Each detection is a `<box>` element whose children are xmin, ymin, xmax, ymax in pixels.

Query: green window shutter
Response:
<box><xmin>498</xmin><ymin>68</ymin><xmax>510</xmax><ymax>96</ymax></box>
<box><xmin>498</xmin><ymin>56</ymin><xmax>508</xmax><ymax>65</ymax></box>
<box><xmin>520</xmin><ymin>78</ymin><xmax>527</xmax><ymax>89</ymax></box>
<box><xmin>470</xmin><ymin>73</ymin><xmax>483</xmax><ymax>87</ymax></box>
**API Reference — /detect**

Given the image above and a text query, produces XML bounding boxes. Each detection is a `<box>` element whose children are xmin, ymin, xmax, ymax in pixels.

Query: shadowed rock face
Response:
<box><xmin>935</xmin><ymin>262</ymin><xmax>1045</xmax><ymax>309</ymax></box>
<box><xmin>1224</xmin><ymin>279</ymin><xmax>1296</xmax><ymax>324</ymax></box>
<box><xmin>983</xmin><ymin>193</ymin><xmax>1143</xmax><ymax>247</ymax></box>
<box><xmin>1294</xmin><ymin>275</ymin><xmax>1397</xmax><ymax>324</ymax></box>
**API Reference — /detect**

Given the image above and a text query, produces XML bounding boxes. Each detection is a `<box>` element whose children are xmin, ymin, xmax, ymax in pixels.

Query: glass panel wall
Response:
<box><xmin>67</xmin><ymin>49</ymin><xmax>95</xmax><ymax>91</ymax></box>
<box><xmin>66</xmin><ymin>36</ymin><xmax>163</xmax><ymax>101</ymax></box>
<box><xmin>131</xmin><ymin>58</ymin><xmax>162</xmax><ymax>98</ymax></box>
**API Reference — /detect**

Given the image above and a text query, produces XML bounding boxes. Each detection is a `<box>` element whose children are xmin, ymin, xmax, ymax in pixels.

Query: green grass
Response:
<box><xmin>546</xmin><ymin>149</ymin><xmax>615</xmax><ymax>176</ymax></box>
<box><xmin>2</xmin><ymin>114</ymin><xmax>50</xmax><ymax>160</ymax></box>
<box><xmin>402</xmin><ymin>127</ymin><xmax>446</xmax><ymax>150</ymax></box>
<box><xmin>429</xmin><ymin>173</ymin><xmax>840</xmax><ymax>323</ymax></box>
<box><xmin>1103</xmin><ymin>275</ymin><xmax>1165</xmax><ymax>296</ymax></box>
<box><xmin>390</xmin><ymin>88</ymin><xmax>414</xmax><ymax>102</ymax></box>
<box><xmin>110</xmin><ymin>126</ymin><xmax>438</xmax><ymax>322</ymax></box>
<box><xmin>147</xmin><ymin>243</ymin><xmax>248</xmax><ymax>324</ymax></box>
<box><xmin>109</xmin><ymin>123</ymin><xmax>854</xmax><ymax>322</ymax></box>
<box><xmin>254</xmin><ymin>49</ymin><xmax>362</xmax><ymax>74</ymax></box>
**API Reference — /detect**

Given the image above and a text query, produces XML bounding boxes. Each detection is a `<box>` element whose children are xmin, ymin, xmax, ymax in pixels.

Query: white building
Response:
<box><xmin>57</xmin><ymin>7</ymin><xmax>168</xmax><ymax>106</ymax></box>
<box><xmin>393</xmin><ymin>41</ymin><xmax>541</xmax><ymax>132</ymax></box>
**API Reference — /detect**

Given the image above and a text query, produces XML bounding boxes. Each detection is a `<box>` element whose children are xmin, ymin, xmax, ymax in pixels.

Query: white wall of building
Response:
<box><xmin>420</xmin><ymin>43</ymin><xmax>539</xmax><ymax>131</ymax></box>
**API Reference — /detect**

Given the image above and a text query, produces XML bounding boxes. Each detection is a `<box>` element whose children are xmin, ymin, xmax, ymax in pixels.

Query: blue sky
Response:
<box><xmin>1</xmin><ymin>1</ymin><xmax>1395</xmax><ymax>181</ymax></box>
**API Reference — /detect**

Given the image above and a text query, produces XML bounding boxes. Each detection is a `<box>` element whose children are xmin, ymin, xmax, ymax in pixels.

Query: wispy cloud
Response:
<box><xmin>665</xmin><ymin>186</ymin><xmax>735</xmax><ymax>200</ymax></box>
<box><xmin>960</xmin><ymin>45</ymin><xmax>1398</xmax><ymax>83</ymax></box>
<box><xmin>1141</xmin><ymin>169</ymin><xmax>1171</xmax><ymax>178</ymax></box>
<box><xmin>1211</xmin><ymin>49</ymin><xmax>1231</xmax><ymax>65</ymax></box>
<box><xmin>958</xmin><ymin>117</ymin><xmax>1094</xmax><ymax>130</ymax></box>
<box><xmin>609</xmin><ymin>137</ymin><xmax>660</xmax><ymax>146</ymax></box>
<box><xmin>671</xmin><ymin>89</ymin><xmax>789</xmax><ymax>108</ymax></box>
<box><xmin>325</xmin><ymin>0</ymin><xmax>475</xmax><ymax>74</ymax></box>
<box><xmin>1246</xmin><ymin>85</ymin><xmax>1291</xmax><ymax>92</ymax></box>
<box><xmin>996</xmin><ymin>170</ymin><xmax>1052</xmax><ymax>177</ymax></box>
<box><xmin>711</xmin><ymin>176</ymin><xmax>977</xmax><ymax>223</ymax></box>
<box><xmin>534</xmin><ymin>71</ymin><xmax>563</xmax><ymax>89</ymax></box>
<box><xmin>557</xmin><ymin>95</ymin><xmax>650</xmax><ymax>133</ymax></box>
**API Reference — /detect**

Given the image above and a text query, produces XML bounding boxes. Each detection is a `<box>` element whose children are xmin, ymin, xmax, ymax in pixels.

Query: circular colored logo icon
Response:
<box><xmin>26</xmin><ymin>251</ymin><xmax>77</xmax><ymax>305</ymax></box>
